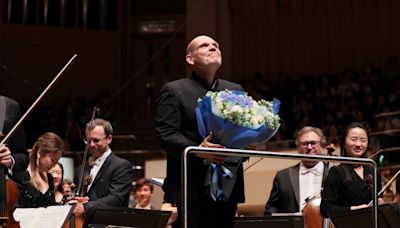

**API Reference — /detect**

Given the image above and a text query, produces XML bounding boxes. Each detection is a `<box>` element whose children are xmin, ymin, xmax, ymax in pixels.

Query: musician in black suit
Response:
<box><xmin>0</xmin><ymin>95</ymin><xmax>28</xmax><ymax>174</ymax></box>
<box><xmin>73</xmin><ymin>118</ymin><xmax>133</xmax><ymax>225</ymax></box>
<box><xmin>156</xmin><ymin>35</ymin><xmax>244</xmax><ymax>228</ymax></box>
<box><xmin>265</xmin><ymin>126</ymin><xmax>330</xmax><ymax>214</ymax></box>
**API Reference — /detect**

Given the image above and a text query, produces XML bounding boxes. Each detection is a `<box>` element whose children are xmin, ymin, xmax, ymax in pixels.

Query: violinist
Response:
<box><xmin>72</xmin><ymin>118</ymin><xmax>132</xmax><ymax>225</ymax></box>
<box><xmin>320</xmin><ymin>122</ymin><xmax>383</xmax><ymax>218</ymax></box>
<box><xmin>265</xmin><ymin>126</ymin><xmax>330</xmax><ymax>214</ymax></box>
<box><xmin>0</xmin><ymin>95</ymin><xmax>28</xmax><ymax>175</ymax></box>
<box><xmin>11</xmin><ymin>132</ymin><xmax>65</xmax><ymax>208</ymax></box>
<box><xmin>48</xmin><ymin>162</ymin><xmax>68</xmax><ymax>204</ymax></box>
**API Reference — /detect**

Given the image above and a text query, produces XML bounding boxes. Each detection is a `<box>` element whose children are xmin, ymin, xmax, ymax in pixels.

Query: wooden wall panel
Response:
<box><xmin>231</xmin><ymin>0</ymin><xmax>400</xmax><ymax>80</ymax></box>
<box><xmin>314</xmin><ymin>0</ymin><xmax>329</xmax><ymax>74</ymax></box>
<box><xmin>352</xmin><ymin>0</ymin><xmax>365</xmax><ymax>69</ymax></box>
<box><xmin>279</xmin><ymin>0</ymin><xmax>293</xmax><ymax>76</ymax></box>
<box><xmin>0</xmin><ymin>25</ymin><xmax>120</xmax><ymax>107</ymax></box>
<box><xmin>391</xmin><ymin>1</ymin><xmax>400</xmax><ymax>57</ymax></box>
<box><xmin>377</xmin><ymin>0</ymin><xmax>391</xmax><ymax>67</ymax></box>
<box><xmin>265</xmin><ymin>0</ymin><xmax>279</xmax><ymax>79</ymax></box>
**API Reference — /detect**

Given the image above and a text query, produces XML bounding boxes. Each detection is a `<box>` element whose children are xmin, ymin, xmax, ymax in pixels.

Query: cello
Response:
<box><xmin>0</xmin><ymin>54</ymin><xmax>77</xmax><ymax>228</ymax></box>
<box><xmin>0</xmin><ymin>132</ymin><xmax>19</xmax><ymax>228</ymax></box>
<box><xmin>302</xmin><ymin>143</ymin><xmax>336</xmax><ymax>228</ymax></box>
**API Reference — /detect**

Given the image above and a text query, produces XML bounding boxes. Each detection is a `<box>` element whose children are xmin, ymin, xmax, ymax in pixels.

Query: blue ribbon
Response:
<box><xmin>204</xmin><ymin>158</ymin><xmax>241</xmax><ymax>202</ymax></box>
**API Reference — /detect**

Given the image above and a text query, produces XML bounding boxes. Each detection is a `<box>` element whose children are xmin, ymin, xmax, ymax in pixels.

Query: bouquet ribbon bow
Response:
<box><xmin>195</xmin><ymin>90</ymin><xmax>281</xmax><ymax>201</ymax></box>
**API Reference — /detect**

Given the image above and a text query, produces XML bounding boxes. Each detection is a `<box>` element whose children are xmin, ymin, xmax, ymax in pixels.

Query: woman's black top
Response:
<box><xmin>320</xmin><ymin>164</ymin><xmax>379</xmax><ymax>218</ymax></box>
<box><xmin>12</xmin><ymin>170</ymin><xmax>56</xmax><ymax>208</ymax></box>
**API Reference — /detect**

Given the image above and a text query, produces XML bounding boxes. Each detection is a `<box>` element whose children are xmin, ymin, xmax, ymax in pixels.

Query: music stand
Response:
<box><xmin>88</xmin><ymin>207</ymin><xmax>171</xmax><ymax>228</ymax></box>
<box><xmin>329</xmin><ymin>204</ymin><xmax>400</xmax><ymax>228</ymax></box>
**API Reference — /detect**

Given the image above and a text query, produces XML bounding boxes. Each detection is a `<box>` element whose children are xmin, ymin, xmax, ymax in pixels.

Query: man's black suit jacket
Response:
<box><xmin>265</xmin><ymin>162</ymin><xmax>330</xmax><ymax>214</ymax></box>
<box><xmin>155</xmin><ymin>74</ymin><xmax>245</xmax><ymax>205</ymax></box>
<box><xmin>75</xmin><ymin>152</ymin><xmax>133</xmax><ymax>224</ymax></box>
<box><xmin>1</xmin><ymin>96</ymin><xmax>28</xmax><ymax>173</ymax></box>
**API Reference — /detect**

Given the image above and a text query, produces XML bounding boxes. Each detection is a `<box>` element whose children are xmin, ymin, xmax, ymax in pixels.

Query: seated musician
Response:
<box><xmin>320</xmin><ymin>122</ymin><xmax>383</xmax><ymax>218</ymax></box>
<box><xmin>265</xmin><ymin>126</ymin><xmax>331</xmax><ymax>214</ymax></box>
<box><xmin>131</xmin><ymin>178</ymin><xmax>154</xmax><ymax>209</ymax></box>
<box><xmin>48</xmin><ymin>162</ymin><xmax>68</xmax><ymax>204</ymax></box>
<box><xmin>72</xmin><ymin>118</ymin><xmax>133</xmax><ymax>225</ymax></box>
<box><xmin>11</xmin><ymin>132</ymin><xmax>65</xmax><ymax>208</ymax></box>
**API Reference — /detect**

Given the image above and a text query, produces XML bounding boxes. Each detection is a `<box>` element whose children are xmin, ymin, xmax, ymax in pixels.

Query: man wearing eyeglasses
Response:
<box><xmin>264</xmin><ymin>126</ymin><xmax>331</xmax><ymax>214</ymax></box>
<box><xmin>73</xmin><ymin>118</ymin><xmax>133</xmax><ymax>225</ymax></box>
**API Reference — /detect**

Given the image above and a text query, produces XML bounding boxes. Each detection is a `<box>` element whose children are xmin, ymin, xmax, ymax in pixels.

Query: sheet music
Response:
<box><xmin>13</xmin><ymin>208</ymin><xmax>41</xmax><ymax>228</ymax></box>
<box><xmin>149</xmin><ymin>178</ymin><xmax>164</xmax><ymax>187</ymax></box>
<box><xmin>271</xmin><ymin>212</ymin><xmax>303</xmax><ymax>216</ymax></box>
<box><xmin>13</xmin><ymin>205</ymin><xmax>73</xmax><ymax>228</ymax></box>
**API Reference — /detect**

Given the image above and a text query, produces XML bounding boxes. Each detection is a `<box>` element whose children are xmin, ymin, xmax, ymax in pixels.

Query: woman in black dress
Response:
<box><xmin>320</xmin><ymin>122</ymin><xmax>381</xmax><ymax>217</ymax></box>
<box><xmin>12</xmin><ymin>132</ymin><xmax>65</xmax><ymax>208</ymax></box>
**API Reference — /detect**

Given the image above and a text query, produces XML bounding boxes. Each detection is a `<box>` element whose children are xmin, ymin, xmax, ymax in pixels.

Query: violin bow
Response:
<box><xmin>75</xmin><ymin>106</ymin><xmax>98</xmax><ymax>197</ymax></box>
<box><xmin>0</xmin><ymin>54</ymin><xmax>77</xmax><ymax>147</ymax></box>
<box><xmin>367</xmin><ymin>168</ymin><xmax>400</xmax><ymax>207</ymax></box>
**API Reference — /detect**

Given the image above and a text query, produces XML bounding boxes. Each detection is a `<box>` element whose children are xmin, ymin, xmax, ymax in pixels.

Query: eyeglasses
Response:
<box><xmin>84</xmin><ymin>136</ymin><xmax>107</xmax><ymax>144</ymax></box>
<box><xmin>298</xmin><ymin>141</ymin><xmax>320</xmax><ymax>148</ymax></box>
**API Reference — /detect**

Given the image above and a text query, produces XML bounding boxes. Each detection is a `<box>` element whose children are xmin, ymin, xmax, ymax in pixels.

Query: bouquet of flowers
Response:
<box><xmin>195</xmin><ymin>89</ymin><xmax>281</xmax><ymax>201</ymax></box>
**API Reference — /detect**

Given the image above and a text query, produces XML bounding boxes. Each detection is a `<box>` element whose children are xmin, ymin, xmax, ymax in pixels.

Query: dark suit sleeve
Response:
<box><xmin>265</xmin><ymin>174</ymin><xmax>282</xmax><ymax>214</ymax></box>
<box><xmin>84</xmin><ymin>159</ymin><xmax>133</xmax><ymax>215</ymax></box>
<box><xmin>4</xmin><ymin>97</ymin><xmax>28</xmax><ymax>173</ymax></box>
<box><xmin>155</xmin><ymin>84</ymin><xmax>199</xmax><ymax>159</ymax></box>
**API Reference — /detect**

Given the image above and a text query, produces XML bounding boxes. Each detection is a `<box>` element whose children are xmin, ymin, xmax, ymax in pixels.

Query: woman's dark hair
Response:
<box><xmin>340</xmin><ymin>122</ymin><xmax>370</xmax><ymax>157</ymax></box>
<box><xmin>340</xmin><ymin>122</ymin><xmax>371</xmax><ymax>184</ymax></box>
<box><xmin>55</xmin><ymin>162</ymin><xmax>64</xmax><ymax>193</ymax></box>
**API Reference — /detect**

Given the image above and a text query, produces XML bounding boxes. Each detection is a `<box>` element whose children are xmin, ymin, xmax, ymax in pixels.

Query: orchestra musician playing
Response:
<box><xmin>72</xmin><ymin>118</ymin><xmax>133</xmax><ymax>226</ymax></box>
<box><xmin>265</xmin><ymin>126</ymin><xmax>330</xmax><ymax>214</ymax></box>
<box><xmin>320</xmin><ymin>122</ymin><xmax>383</xmax><ymax>218</ymax></box>
<box><xmin>11</xmin><ymin>132</ymin><xmax>65</xmax><ymax>208</ymax></box>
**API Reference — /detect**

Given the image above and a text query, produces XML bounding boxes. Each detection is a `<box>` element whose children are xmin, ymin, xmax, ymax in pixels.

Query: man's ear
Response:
<box><xmin>186</xmin><ymin>54</ymin><xmax>194</xmax><ymax>65</ymax></box>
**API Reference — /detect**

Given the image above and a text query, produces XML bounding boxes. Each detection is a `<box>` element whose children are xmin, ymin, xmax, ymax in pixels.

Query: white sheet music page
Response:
<box><xmin>13</xmin><ymin>207</ymin><xmax>43</xmax><ymax>228</ymax></box>
<box><xmin>13</xmin><ymin>205</ymin><xmax>73</xmax><ymax>228</ymax></box>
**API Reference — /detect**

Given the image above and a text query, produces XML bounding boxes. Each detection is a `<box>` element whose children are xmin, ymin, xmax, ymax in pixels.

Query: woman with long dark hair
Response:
<box><xmin>320</xmin><ymin>122</ymin><xmax>381</xmax><ymax>217</ymax></box>
<box><xmin>12</xmin><ymin>132</ymin><xmax>65</xmax><ymax>208</ymax></box>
